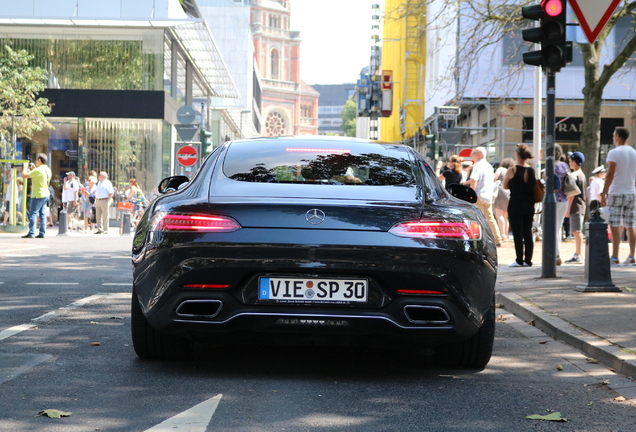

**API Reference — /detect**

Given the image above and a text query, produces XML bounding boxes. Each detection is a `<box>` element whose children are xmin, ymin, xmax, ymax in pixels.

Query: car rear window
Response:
<box><xmin>223</xmin><ymin>140</ymin><xmax>415</xmax><ymax>186</ymax></box>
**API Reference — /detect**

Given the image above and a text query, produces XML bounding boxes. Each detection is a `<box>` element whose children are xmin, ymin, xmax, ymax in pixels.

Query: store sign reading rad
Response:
<box><xmin>177</xmin><ymin>145</ymin><xmax>199</xmax><ymax>167</ymax></box>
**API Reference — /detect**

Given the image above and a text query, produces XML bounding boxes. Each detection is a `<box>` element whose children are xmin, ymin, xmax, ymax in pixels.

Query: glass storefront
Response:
<box><xmin>19</xmin><ymin>118</ymin><xmax>163</xmax><ymax>204</ymax></box>
<box><xmin>0</xmin><ymin>26</ymin><xmax>163</xmax><ymax>91</ymax></box>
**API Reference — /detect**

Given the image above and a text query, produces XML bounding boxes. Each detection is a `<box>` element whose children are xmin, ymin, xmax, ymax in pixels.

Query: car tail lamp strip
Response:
<box><xmin>182</xmin><ymin>284</ymin><xmax>230</xmax><ymax>289</ymax></box>
<box><xmin>158</xmin><ymin>215</ymin><xmax>241</xmax><ymax>232</ymax></box>
<box><xmin>286</xmin><ymin>147</ymin><xmax>350</xmax><ymax>154</ymax></box>
<box><xmin>397</xmin><ymin>289</ymin><xmax>446</xmax><ymax>295</ymax></box>
<box><xmin>389</xmin><ymin>220</ymin><xmax>481</xmax><ymax>240</ymax></box>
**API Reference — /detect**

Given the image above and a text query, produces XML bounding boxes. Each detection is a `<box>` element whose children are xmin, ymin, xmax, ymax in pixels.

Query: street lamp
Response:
<box><xmin>239</xmin><ymin>110</ymin><xmax>251</xmax><ymax>138</ymax></box>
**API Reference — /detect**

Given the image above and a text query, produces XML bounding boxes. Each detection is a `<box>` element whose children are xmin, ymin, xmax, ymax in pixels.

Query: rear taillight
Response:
<box><xmin>389</xmin><ymin>220</ymin><xmax>481</xmax><ymax>240</ymax></box>
<box><xmin>397</xmin><ymin>289</ymin><xmax>446</xmax><ymax>295</ymax></box>
<box><xmin>154</xmin><ymin>214</ymin><xmax>241</xmax><ymax>232</ymax></box>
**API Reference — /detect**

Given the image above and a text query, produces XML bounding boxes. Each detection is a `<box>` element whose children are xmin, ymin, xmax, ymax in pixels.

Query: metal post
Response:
<box><xmin>576</xmin><ymin>204</ymin><xmax>619</xmax><ymax>292</ymax></box>
<box><xmin>57</xmin><ymin>207</ymin><xmax>68</xmax><ymax>236</ymax></box>
<box><xmin>121</xmin><ymin>211</ymin><xmax>131</xmax><ymax>236</ymax></box>
<box><xmin>541</xmin><ymin>71</ymin><xmax>557</xmax><ymax>278</ymax></box>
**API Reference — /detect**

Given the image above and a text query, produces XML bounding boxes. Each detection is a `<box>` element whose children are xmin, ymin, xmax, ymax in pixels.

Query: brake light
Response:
<box><xmin>286</xmin><ymin>147</ymin><xmax>350</xmax><ymax>154</ymax></box>
<box><xmin>389</xmin><ymin>220</ymin><xmax>481</xmax><ymax>240</ymax></box>
<box><xmin>156</xmin><ymin>214</ymin><xmax>241</xmax><ymax>232</ymax></box>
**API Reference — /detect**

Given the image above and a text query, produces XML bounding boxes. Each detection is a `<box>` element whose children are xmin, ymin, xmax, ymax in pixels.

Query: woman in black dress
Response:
<box><xmin>438</xmin><ymin>155</ymin><xmax>463</xmax><ymax>191</ymax></box>
<box><xmin>503</xmin><ymin>144</ymin><xmax>537</xmax><ymax>267</ymax></box>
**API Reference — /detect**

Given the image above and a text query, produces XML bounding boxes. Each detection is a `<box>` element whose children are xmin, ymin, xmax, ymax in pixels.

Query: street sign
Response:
<box><xmin>436</xmin><ymin>106</ymin><xmax>461</xmax><ymax>116</ymax></box>
<box><xmin>177</xmin><ymin>105</ymin><xmax>196</xmax><ymax>125</ymax></box>
<box><xmin>175</xmin><ymin>124</ymin><xmax>200</xmax><ymax>142</ymax></box>
<box><xmin>458</xmin><ymin>148</ymin><xmax>472</xmax><ymax>162</ymax></box>
<box><xmin>568</xmin><ymin>0</ymin><xmax>621</xmax><ymax>44</ymax></box>
<box><xmin>176</xmin><ymin>145</ymin><xmax>199</xmax><ymax>167</ymax></box>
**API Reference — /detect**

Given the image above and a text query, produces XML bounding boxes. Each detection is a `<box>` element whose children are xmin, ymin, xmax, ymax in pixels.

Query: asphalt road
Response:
<box><xmin>1</xmin><ymin>233</ymin><xmax>635</xmax><ymax>431</ymax></box>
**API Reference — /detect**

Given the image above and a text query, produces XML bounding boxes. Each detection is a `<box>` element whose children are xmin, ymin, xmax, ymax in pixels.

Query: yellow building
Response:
<box><xmin>380</xmin><ymin>0</ymin><xmax>427</xmax><ymax>144</ymax></box>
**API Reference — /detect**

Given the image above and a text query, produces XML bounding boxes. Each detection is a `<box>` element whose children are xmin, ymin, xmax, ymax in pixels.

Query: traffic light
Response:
<box><xmin>521</xmin><ymin>0</ymin><xmax>568</xmax><ymax>71</ymax></box>
<box><xmin>425</xmin><ymin>133</ymin><xmax>439</xmax><ymax>160</ymax></box>
<box><xmin>200</xmin><ymin>130</ymin><xmax>213</xmax><ymax>154</ymax></box>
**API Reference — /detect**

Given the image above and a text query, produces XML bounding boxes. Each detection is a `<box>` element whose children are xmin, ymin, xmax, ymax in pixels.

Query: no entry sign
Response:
<box><xmin>177</xmin><ymin>145</ymin><xmax>198</xmax><ymax>167</ymax></box>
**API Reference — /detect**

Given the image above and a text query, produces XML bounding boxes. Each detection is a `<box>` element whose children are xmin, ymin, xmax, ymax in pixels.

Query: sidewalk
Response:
<box><xmin>495</xmin><ymin>238</ymin><xmax>636</xmax><ymax>378</ymax></box>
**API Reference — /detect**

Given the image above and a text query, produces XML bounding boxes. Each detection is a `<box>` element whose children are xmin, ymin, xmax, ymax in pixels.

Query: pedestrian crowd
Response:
<box><xmin>437</xmin><ymin>126</ymin><xmax>636</xmax><ymax>268</ymax></box>
<box><xmin>1</xmin><ymin>156</ymin><xmax>152</xmax><ymax>238</ymax></box>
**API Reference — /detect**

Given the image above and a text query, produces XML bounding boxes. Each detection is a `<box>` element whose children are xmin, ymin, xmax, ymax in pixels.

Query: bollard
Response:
<box><xmin>57</xmin><ymin>207</ymin><xmax>68</xmax><ymax>236</ymax></box>
<box><xmin>121</xmin><ymin>211</ymin><xmax>131</xmax><ymax>236</ymax></box>
<box><xmin>575</xmin><ymin>203</ymin><xmax>620</xmax><ymax>292</ymax></box>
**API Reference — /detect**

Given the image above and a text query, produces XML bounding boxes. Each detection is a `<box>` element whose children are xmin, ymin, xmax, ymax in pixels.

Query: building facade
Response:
<box><xmin>420</xmin><ymin>1</ymin><xmax>636</xmax><ymax>167</ymax></box>
<box><xmin>250</xmin><ymin>0</ymin><xmax>318</xmax><ymax>136</ymax></box>
<box><xmin>313</xmin><ymin>83</ymin><xmax>356</xmax><ymax>135</ymax></box>
<box><xmin>0</xmin><ymin>0</ymin><xmax>239</xmax><ymax>219</ymax></box>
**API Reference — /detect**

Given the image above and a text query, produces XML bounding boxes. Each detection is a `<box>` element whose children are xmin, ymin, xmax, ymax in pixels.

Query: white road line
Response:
<box><xmin>102</xmin><ymin>283</ymin><xmax>131</xmax><ymax>286</ymax></box>
<box><xmin>145</xmin><ymin>394</ymin><xmax>222</xmax><ymax>432</ymax></box>
<box><xmin>0</xmin><ymin>324</ymin><xmax>37</xmax><ymax>341</ymax></box>
<box><xmin>0</xmin><ymin>246</ymin><xmax>47</xmax><ymax>253</ymax></box>
<box><xmin>26</xmin><ymin>282</ymin><xmax>80</xmax><ymax>285</ymax></box>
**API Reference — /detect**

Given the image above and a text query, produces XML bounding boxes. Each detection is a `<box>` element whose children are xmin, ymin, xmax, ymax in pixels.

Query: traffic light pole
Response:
<box><xmin>542</xmin><ymin>70</ymin><xmax>557</xmax><ymax>278</ymax></box>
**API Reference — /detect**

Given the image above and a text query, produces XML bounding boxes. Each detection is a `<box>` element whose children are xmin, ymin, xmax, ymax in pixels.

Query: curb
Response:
<box><xmin>496</xmin><ymin>292</ymin><xmax>636</xmax><ymax>378</ymax></box>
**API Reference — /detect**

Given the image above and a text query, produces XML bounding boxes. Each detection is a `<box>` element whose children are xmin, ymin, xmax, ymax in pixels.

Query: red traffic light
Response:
<box><xmin>542</xmin><ymin>0</ymin><xmax>563</xmax><ymax>17</ymax></box>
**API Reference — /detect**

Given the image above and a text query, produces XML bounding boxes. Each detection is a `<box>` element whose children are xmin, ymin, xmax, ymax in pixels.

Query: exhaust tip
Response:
<box><xmin>403</xmin><ymin>305</ymin><xmax>450</xmax><ymax>325</ymax></box>
<box><xmin>176</xmin><ymin>300</ymin><xmax>223</xmax><ymax>319</ymax></box>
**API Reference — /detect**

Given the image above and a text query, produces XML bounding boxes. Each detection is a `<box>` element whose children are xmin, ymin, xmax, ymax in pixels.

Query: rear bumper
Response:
<box><xmin>142</xmin><ymin>289</ymin><xmax>482</xmax><ymax>347</ymax></box>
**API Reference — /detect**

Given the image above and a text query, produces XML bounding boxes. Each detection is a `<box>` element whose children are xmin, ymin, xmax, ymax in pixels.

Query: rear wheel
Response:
<box><xmin>434</xmin><ymin>296</ymin><xmax>495</xmax><ymax>368</ymax></box>
<box><xmin>131</xmin><ymin>287</ymin><xmax>190</xmax><ymax>360</ymax></box>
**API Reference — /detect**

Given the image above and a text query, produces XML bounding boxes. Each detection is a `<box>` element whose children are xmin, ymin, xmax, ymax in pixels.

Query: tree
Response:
<box><xmin>0</xmin><ymin>45</ymin><xmax>52</xmax><ymax>157</ymax></box>
<box><xmin>341</xmin><ymin>98</ymin><xmax>357</xmax><ymax>137</ymax></box>
<box><xmin>410</xmin><ymin>0</ymin><xmax>636</xmax><ymax>179</ymax></box>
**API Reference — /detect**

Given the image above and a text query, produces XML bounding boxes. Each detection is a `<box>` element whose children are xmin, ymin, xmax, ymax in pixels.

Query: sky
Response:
<box><xmin>290</xmin><ymin>0</ymin><xmax>376</xmax><ymax>85</ymax></box>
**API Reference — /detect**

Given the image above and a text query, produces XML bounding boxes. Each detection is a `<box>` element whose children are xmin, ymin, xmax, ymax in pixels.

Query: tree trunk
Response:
<box><xmin>578</xmin><ymin>45</ymin><xmax>601</xmax><ymax>180</ymax></box>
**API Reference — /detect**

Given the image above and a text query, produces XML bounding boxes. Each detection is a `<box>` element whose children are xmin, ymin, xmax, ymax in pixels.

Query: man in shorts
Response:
<box><xmin>600</xmin><ymin>127</ymin><xmax>636</xmax><ymax>266</ymax></box>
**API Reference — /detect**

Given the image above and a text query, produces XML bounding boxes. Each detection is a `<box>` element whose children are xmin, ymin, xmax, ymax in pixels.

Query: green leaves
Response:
<box><xmin>37</xmin><ymin>409</ymin><xmax>72</xmax><ymax>419</ymax></box>
<box><xmin>526</xmin><ymin>412</ymin><xmax>568</xmax><ymax>422</ymax></box>
<box><xmin>0</xmin><ymin>45</ymin><xmax>52</xmax><ymax>142</ymax></box>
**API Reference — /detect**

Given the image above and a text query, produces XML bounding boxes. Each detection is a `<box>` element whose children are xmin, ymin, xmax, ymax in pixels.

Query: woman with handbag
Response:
<box><xmin>79</xmin><ymin>175</ymin><xmax>97</xmax><ymax>233</ymax></box>
<box><xmin>503</xmin><ymin>144</ymin><xmax>537</xmax><ymax>267</ymax></box>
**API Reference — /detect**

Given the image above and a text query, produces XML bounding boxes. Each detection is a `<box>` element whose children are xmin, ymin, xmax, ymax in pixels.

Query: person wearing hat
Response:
<box><xmin>62</xmin><ymin>171</ymin><xmax>80</xmax><ymax>229</ymax></box>
<box><xmin>587</xmin><ymin>165</ymin><xmax>606</xmax><ymax>208</ymax></box>
<box><xmin>564</xmin><ymin>151</ymin><xmax>587</xmax><ymax>264</ymax></box>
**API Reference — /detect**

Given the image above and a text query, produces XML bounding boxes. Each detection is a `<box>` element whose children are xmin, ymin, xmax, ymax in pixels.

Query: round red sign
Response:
<box><xmin>177</xmin><ymin>145</ymin><xmax>198</xmax><ymax>167</ymax></box>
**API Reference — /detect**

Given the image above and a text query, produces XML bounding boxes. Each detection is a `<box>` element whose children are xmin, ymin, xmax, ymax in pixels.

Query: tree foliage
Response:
<box><xmin>0</xmin><ymin>45</ymin><xmax>52</xmax><ymax>149</ymax></box>
<box><xmin>341</xmin><ymin>98</ymin><xmax>357</xmax><ymax>137</ymax></box>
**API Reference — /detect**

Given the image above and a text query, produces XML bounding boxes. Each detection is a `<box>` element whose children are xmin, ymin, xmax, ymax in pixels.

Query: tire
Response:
<box><xmin>434</xmin><ymin>296</ymin><xmax>495</xmax><ymax>368</ymax></box>
<box><xmin>131</xmin><ymin>288</ymin><xmax>190</xmax><ymax>360</ymax></box>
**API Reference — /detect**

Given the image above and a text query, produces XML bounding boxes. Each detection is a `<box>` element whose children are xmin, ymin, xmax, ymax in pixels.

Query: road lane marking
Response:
<box><xmin>144</xmin><ymin>394</ymin><xmax>222</xmax><ymax>432</ymax></box>
<box><xmin>0</xmin><ymin>293</ymin><xmax>130</xmax><ymax>341</ymax></box>
<box><xmin>26</xmin><ymin>282</ymin><xmax>80</xmax><ymax>285</ymax></box>
<box><xmin>102</xmin><ymin>283</ymin><xmax>131</xmax><ymax>286</ymax></box>
<box><xmin>0</xmin><ymin>246</ymin><xmax>47</xmax><ymax>253</ymax></box>
<box><xmin>0</xmin><ymin>324</ymin><xmax>37</xmax><ymax>341</ymax></box>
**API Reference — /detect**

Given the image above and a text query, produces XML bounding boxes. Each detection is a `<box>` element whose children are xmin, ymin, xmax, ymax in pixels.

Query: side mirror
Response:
<box><xmin>158</xmin><ymin>176</ymin><xmax>189</xmax><ymax>194</ymax></box>
<box><xmin>447</xmin><ymin>183</ymin><xmax>478</xmax><ymax>204</ymax></box>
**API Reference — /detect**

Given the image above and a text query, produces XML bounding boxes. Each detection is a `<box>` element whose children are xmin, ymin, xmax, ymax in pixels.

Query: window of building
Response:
<box><xmin>270</xmin><ymin>49</ymin><xmax>279</xmax><ymax>79</ymax></box>
<box><xmin>265</xmin><ymin>111</ymin><xmax>287</xmax><ymax>136</ymax></box>
<box><xmin>301</xmin><ymin>104</ymin><xmax>313</xmax><ymax>119</ymax></box>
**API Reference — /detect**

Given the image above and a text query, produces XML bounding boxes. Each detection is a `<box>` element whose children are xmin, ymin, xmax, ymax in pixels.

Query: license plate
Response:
<box><xmin>258</xmin><ymin>277</ymin><xmax>368</xmax><ymax>303</ymax></box>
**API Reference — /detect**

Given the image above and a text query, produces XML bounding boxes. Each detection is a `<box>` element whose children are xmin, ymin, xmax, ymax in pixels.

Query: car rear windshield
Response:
<box><xmin>223</xmin><ymin>140</ymin><xmax>415</xmax><ymax>186</ymax></box>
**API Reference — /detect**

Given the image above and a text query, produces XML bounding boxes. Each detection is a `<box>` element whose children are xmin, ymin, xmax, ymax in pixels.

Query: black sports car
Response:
<box><xmin>131</xmin><ymin>137</ymin><xmax>497</xmax><ymax>367</ymax></box>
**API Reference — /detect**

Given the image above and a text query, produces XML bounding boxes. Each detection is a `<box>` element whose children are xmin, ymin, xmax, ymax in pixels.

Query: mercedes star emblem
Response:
<box><xmin>305</xmin><ymin>209</ymin><xmax>326</xmax><ymax>225</ymax></box>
